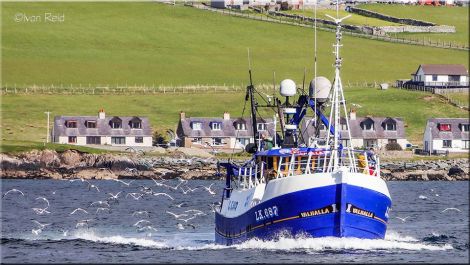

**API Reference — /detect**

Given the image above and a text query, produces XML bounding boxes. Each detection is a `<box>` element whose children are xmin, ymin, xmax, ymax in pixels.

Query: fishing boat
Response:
<box><xmin>214</xmin><ymin>10</ymin><xmax>392</xmax><ymax>246</ymax></box>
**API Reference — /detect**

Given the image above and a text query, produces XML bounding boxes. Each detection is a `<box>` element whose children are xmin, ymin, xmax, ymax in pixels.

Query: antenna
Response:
<box><xmin>302</xmin><ymin>67</ymin><xmax>306</xmax><ymax>93</ymax></box>
<box><xmin>313</xmin><ymin>0</ymin><xmax>318</xmax><ymax>123</ymax></box>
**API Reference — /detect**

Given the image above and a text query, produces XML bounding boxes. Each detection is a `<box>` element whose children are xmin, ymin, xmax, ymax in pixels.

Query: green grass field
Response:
<box><xmin>1</xmin><ymin>88</ymin><xmax>467</xmax><ymax>149</ymax></box>
<box><xmin>285</xmin><ymin>8</ymin><xmax>400</xmax><ymax>26</ymax></box>
<box><xmin>359</xmin><ymin>4</ymin><xmax>469</xmax><ymax>46</ymax></box>
<box><xmin>1</xmin><ymin>2</ymin><xmax>468</xmax><ymax>87</ymax></box>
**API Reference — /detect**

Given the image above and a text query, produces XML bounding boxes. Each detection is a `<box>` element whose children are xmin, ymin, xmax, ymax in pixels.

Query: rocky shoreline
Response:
<box><xmin>0</xmin><ymin>149</ymin><xmax>468</xmax><ymax>181</ymax></box>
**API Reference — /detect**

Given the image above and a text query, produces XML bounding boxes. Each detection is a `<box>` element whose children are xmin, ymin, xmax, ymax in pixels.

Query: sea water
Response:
<box><xmin>1</xmin><ymin>179</ymin><xmax>468</xmax><ymax>263</ymax></box>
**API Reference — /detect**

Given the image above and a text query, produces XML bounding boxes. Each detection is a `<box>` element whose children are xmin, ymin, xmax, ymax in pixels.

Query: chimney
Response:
<box><xmin>223</xmin><ymin>111</ymin><xmax>230</xmax><ymax>120</ymax></box>
<box><xmin>180</xmin><ymin>111</ymin><xmax>185</xmax><ymax>120</ymax></box>
<box><xmin>98</xmin><ymin>108</ymin><xmax>105</xmax><ymax>119</ymax></box>
<box><xmin>349</xmin><ymin>108</ymin><xmax>356</xmax><ymax>121</ymax></box>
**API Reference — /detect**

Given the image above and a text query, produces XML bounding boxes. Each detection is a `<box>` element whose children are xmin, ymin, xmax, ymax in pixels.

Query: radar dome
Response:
<box><xmin>280</xmin><ymin>79</ymin><xmax>296</xmax><ymax>97</ymax></box>
<box><xmin>309</xmin><ymin>76</ymin><xmax>332</xmax><ymax>103</ymax></box>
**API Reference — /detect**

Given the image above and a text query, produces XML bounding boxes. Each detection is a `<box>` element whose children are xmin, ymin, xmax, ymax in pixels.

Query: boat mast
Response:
<box><xmin>246</xmin><ymin>48</ymin><xmax>258</xmax><ymax>151</ymax></box>
<box><xmin>325</xmin><ymin>9</ymin><xmax>352</xmax><ymax>171</ymax></box>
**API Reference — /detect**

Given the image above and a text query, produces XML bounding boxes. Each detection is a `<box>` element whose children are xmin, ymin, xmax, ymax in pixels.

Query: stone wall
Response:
<box><xmin>1</xmin><ymin>150</ymin><xmax>468</xmax><ymax>181</ymax></box>
<box><xmin>376</xmin><ymin>25</ymin><xmax>456</xmax><ymax>34</ymax></box>
<box><xmin>348</xmin><ymin>7</ymin><xmax>436</xmax><ymax>26</ymax></box>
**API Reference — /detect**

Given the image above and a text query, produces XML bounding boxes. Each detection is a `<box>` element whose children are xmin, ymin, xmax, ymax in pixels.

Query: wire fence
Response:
<box><xmin>395</xmin><ymin>83</ymin><xmax>469</xmax><ymax>110</ymax></box>
<box><xmin>0</xmin><ymin>81</ymin><xmax>390</xmax><ymax>95</ymax></box>
<box><xmin>188</xmin><ymin>3</ymin><xmax>469</xmax><ymax>51</ymax></box>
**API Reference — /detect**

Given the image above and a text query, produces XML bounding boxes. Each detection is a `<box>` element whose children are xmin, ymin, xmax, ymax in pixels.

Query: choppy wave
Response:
<box><xmin>67</xmin><ymin>230</ymin><xmax>452</xmax><ymax>252</ymax></box>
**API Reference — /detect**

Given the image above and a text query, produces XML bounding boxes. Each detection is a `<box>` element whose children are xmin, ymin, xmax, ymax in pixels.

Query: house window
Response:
<box><xmin>449</xmin><ymin>75</ymin><xmax>460</xmax><ymax>82</ymax></box>
<box><xmin>257</xmin><ymin>123</ymin><xmax>266</xmax><ymax>131</ymax></box>
<box><xmin>364</xmin><ymin>139</ymin><xmax>377</xmax><ymax>148</ymax></box>
<box><xmin>191</xmin><ymin>122</ymin><xmax>202</xmax><ymax>130</ymax></box>
<box><xmin>130</xmin><ymin>121</ymin><xmax>142</xmax><ymax>129</ymax></box>
<box><xmin>85</xmin><ymin>121</ymin><xmax>96</xmax><ymax>128</ymax></box>
<box><xmin>341</xmin><ymin>139</ymin><xmax>350</xmax><ymax>147</ymax></box>
<box><xmin>384</xmin><ymin>123</ymin><xmax>396</xmax><ymax>131</ymax></box>
<box><xmin>432</xmin><ymin>75</ymin><xmax>438</xmax><ymax>81</ymax></box>
<box><xmin>68</xmin><ymin>136</ymin><xmax>77</xmax><ymax>143</ymax></box>
<box><xmin>211</xmin><ymin>122</ymin><xmax>222</xmax><ymax>131</ymax></box>
<box><xmin>463</xmin><ymin>140</ymin><xmax>470</xmax><ymax>149</ymax></box>
<box><xmin>111</xmin><ymin>137</ymin><xmax>126</xmax><ymax>145</ymax></box>
<box><xmin>135</xmin><ymin>137</ymin><xmax>143</xmax><ymax>143</ymax></box>
<box><xmin>362</xmin><ymin>123</ymin><xmax>374</xmax><ymax>131</ymax></box>
<box><xmin>236</xmin><ymin>138</ymin><xmax>250</xmax><ymax>147</ymax></box>
<box><xmin>110</xmin><ymin>118</ymin><xmax>122</xmax><ymax>129</ymax></box>
<box><xmin>442</xmin><ymin>140</ymin><xmax>452</xmax><ymax>148</ymax></box>
<box><xmin>86</xmin><ymin>136</ymin><xmax>101</xmax><ymax>144</ymax></box>
<box><xmin>341</xmin><ymin>124</ymin><xmax>348</xmax><ymax>130</ymax></box>
<box><xmin>235</xmin><ymin>123</ymin><xmax>246</xmax><ymax>130</ymax></box>
<box><xmin>191</xmin><ymin>137</ymin><xmax>202</xmax><ymax>144</ymax></box>
<box><xmin>438</xmin><ymin>124</ymin><xmax>451</xmax><ymax>131</ymax></box>
<box><xmin>388</xmin><ymin>139</ymin><xmax>397</xmax><ymax>144</ymax></box>
<box><xmin>460</xmin><ymin>124</ymin><xmax>470</xmax><ymax>132</ymax></box>
<box><xmin>65</xmin><ymin>121</ymin><xmax>77</xmax><ymax>128</ymax></box>
<box><xmin>212</xmin><ymin>137</ymin><xmax>223</xmax><ymax>146</ymax></box>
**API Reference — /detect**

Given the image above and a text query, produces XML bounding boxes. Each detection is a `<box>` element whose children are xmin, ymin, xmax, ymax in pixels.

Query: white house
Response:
<box><xmin>411</xmin><ymin>64</ymin><xmax>469</xmax><ymax>87</ymax></box>
<box><xmin>301</xmin><ymin>110</ymin><xmax>409</xmax><ymax>150</ymax></box>
<box><xmin>176</xmin><ymin>111</ymin><xmax>275</xmax><ymax>151</ymax></box>
<box><xmin>53</xmin><ymin>110</ymin><xmax>153</xmax><ymax>147</ymax></box>
<box><xmin>423</xmin><ymin>118</ymin><xmax>470</xmax><ymax>154</ymax></box>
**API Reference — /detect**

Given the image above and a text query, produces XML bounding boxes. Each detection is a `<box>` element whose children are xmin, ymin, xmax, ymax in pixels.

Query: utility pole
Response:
<box><xmin>45</xmin><ymin>111</ymin><xmax>51</xmax><ymax>143</ymax></box>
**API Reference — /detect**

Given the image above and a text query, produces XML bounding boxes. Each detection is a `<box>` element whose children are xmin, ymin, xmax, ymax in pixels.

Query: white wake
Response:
<box><xmin>68</xmin><ymin>230</ymin><xmax>452</xmax><ymax>252</ymax></box>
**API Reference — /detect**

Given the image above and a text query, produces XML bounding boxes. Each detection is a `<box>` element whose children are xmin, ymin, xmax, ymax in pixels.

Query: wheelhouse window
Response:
<box><xmin>438</xmin><ymin>123</ymin><xmax>451</xmax><ymax>131</ymax></box>
<box><xmin>211</xmin><ymin>122</ymin><xmax>222</xmax><ymax>131</ymax></box>
<box><xmin>257</xmin><ymin>123</ymin><xmax>266</xmax><ymax>131</ymax></box>
<box><xmin>110</xmin><ymin>117</ymin><xmax>122</xmax><ymax>129</ymax></box>
<box><xmin>85</xmin><ymin>120</ymin><xmax>96</xmax><ymax>128</ymax></box>
<box><xmin>212</xmin><ymin>137</ymin><xmax>223</xmax><ymax>146</ymax></box>
<box><xmin>442</xmin><ymin>140</ymin><xmax>452</xmax><ymax>148</ymax></box>
<box><xmin>191</xmin><ymin>122</ymin><xmax>202</xmax><ymax>130</ymax></box>
<box><xmin>68</xmin><ymin>136</ymin><xmax>77</xmax><ymax>143</ymax></box>
<box><xmin>111</xmin><ymin>137</ymin><xmax>126</xmax><ymax>145</ymax></box>
<box><xmin>65</xmin><ymin>120</ymin><xmax>78</xmax><ymax>128</ymax></box>
<box><xmin>86</xmin><ymin>136</ymin><xmax>101</xmax><ymax>144</ymax></box>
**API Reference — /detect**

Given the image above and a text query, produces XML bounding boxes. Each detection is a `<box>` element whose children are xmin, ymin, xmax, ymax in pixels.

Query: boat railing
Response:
<box><xmin>274</xmin><ymin>149</ymin><xmax>380</xmax><ymax>178</ymax></box>
<box><xmin>233</xmin><ymin>149</ymin><xmax>381</xmax><ymax>190</ymax></box>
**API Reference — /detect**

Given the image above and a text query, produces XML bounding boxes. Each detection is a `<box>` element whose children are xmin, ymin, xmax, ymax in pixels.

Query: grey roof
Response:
<box><xmin>53</xmin><ymin>115</ymin><xmax>152</xmax><ymax>138</ymax></box>
<box><xmin>177</xmin><ymin>116</ymin><xmax>275</xmax><ymax>138</ymax></box>
<box><xmin>300</xmin><ymin>116</ymin><xmax>406</xmax><ymax>143</ymax></box>
<box><xmin>417</xmin><ymin>64</ymin><xmax>469</xmax><ymax>76</ymax></box>
<box><xmin>425</xmin><ymin>118</ymin><xmax>470</xmax><ymax>140</ymax></box>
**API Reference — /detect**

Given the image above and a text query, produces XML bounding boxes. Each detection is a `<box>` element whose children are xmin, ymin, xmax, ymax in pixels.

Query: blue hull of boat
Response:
<box><xmin>215</xmin><ymin>184</ymin><xmax>391</xmax><ymax>245</ymax></box>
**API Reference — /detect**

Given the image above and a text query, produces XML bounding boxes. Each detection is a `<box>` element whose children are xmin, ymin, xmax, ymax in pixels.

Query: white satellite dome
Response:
<box><xmin>280</xmin><ymin>79</ymin><xmax>296</xmax><ymax>97</ymax></box>
<box><xmin>309</xmin><ymin>76</ymin><xmax>332</xmax><ymax>103</ymax></box>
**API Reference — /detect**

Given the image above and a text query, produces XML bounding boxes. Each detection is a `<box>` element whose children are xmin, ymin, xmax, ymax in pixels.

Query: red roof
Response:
<box><xmin>418</xmin><ymin>64</ymin><xmax>468</xmax><ymax>75</ymax></box>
